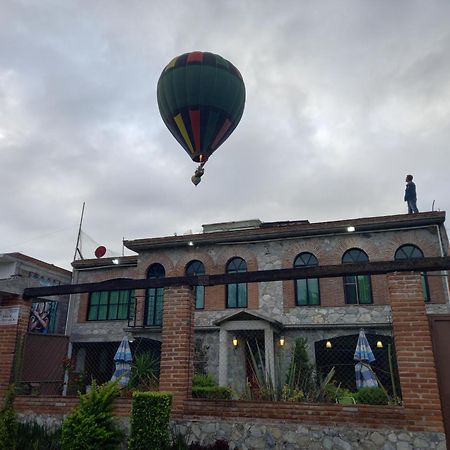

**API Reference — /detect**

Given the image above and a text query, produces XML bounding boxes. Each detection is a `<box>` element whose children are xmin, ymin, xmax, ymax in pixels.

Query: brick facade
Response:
<box><xmin>0</xmin><ymin>297</ymin><xmax>31</xmax><ymax>398</ymax></box>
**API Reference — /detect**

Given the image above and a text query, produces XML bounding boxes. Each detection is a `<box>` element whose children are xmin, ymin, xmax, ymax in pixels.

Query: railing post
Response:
<box><xmin>159</xmin><ymin>285</ymin><xmax>195</xmax><ymax>416</ymax></box>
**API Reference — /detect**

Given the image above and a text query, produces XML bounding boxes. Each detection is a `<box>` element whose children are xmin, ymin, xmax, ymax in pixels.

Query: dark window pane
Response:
<box><xmin>344</xmin><ymin>276</ymin><xmax>358</xmax><ymax>304</ymax></box>
<box><xmin>395</xmin><ymin>245</ymin><xmax>429</xmax><ymax>301</ymax></box>
<box><xmin>98</xmin><ymin>303</ymin><xmax>107</xmax><ymax>320</ymax></box>
<box><xmin>357</xmin><ymin>276</ymin><xmax>372</xmax><ymax>304</ymax></box>
<box><xmin>186</xmin><ymin>260</ymin><xmax>205</xmax><ymax>309</ymax></box>
<box><xmin>196</xmin><ymin>286</ymin><xmax>205</xmax><ymax>309</ymax></box>
<box><xmin>237</xmin><ymin>284</ymin><xmax>247</xmax><ymax>307</ymax></box>
<box><xmin>227</xmin><ymin>284</ymin><xmax>237</xmax><ymax>308</ymax></box>
<box><xmin>296</xmin><ymin>279</ymin><xmax>308</xmax><ymax>305</ymax></box>
<box><xmin>309</xmin><ymin>279</ymin><xmax>320</xmax><ymax>305</ymax></box>
<box><xmin>294</xmin><ymin>253</ymin><xmax>320</xmax><ymax>306</ymax></box>
<box><xmin>226</xmin><ymin>258</ymin><xmax>247</xmax><ymax>308</ymax></box>
<box><xmin>146</xmin><ymin>264</ymin><xmax>165</xmax><ymax>326</ymax></box>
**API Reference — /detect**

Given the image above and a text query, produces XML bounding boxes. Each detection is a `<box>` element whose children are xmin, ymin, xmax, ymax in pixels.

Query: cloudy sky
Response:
<box><xmin>1</xmin><ymin>0</ymin><xmax>450</xmax><ymax>270</ymax></box>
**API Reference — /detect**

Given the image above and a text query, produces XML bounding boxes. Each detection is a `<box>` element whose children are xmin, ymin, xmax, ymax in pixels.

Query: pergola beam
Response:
<box><xmin>22</xmin><ymin>256</ymin><xmax>450</xmax><ymax>299</ymax></box>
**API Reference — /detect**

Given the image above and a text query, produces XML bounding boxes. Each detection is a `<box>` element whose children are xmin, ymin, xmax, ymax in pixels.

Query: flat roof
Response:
<box><xmin>123</xmin><ymin>211</ymin><xmax>446</xmax><ymax>253</ymax></box>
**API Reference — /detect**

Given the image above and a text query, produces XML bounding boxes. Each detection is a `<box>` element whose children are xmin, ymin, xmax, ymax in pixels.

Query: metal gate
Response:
<box><xmin>429</xmin><ymin>314</ymin><xmax>450</xmax><ymax>447</ymax></box>
<box><xmin>14</xmin><ymin>333</ymin><xmax>69</xmax><ymax>395</ymax></box>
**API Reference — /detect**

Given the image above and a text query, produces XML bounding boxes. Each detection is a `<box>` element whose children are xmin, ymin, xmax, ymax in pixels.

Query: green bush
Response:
<box><xmin>192</xmin><ymin>374</ymin><xmax>216</xmax><ymax>388</ymax></box>
<box><xmin>323</xmin><ymin>384</ymin><xmax>355</xmax><ymax>403</ymax></box>
<box><xmin>128</xmin><ymin>391</ymin><xmax>172</xmax><ymax>450</ymax></box>
<box><xmin>192</xmin><ymin>386</ymin><xmax>232</xmax><ymax>400</ymax></box>
<box><xmin>0</xmin><ymin>385</ymin><xmax>18</xmax><ymax>450</ymax></box>
<box><xmin>355</xmin><ymin>387</ymin><xmax>389</xmax><ymax>405</ymax></box>
<box><xmin>60</xmin><ymin>380</ymin><xmax>123</xmax><ymax>450</ymax></box>
<box><xmin>128</xmin><ymin>352</ymin><xmax>160</xmax><ymax>390</ymax></box>
<box><xmin>16</xmin><ymin>421</ymin><xmax>61</xmax><ymax>450</ymax></box>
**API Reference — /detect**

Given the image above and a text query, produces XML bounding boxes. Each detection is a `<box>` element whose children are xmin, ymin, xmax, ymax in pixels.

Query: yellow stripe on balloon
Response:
<box><xmin>164</xmin><ymin>57</ymin><xmax>178</xmax><ymax>71</ymax></box>
<box><xmin>174</xmin><ymin>114</ymin><xmax>194</xmax><ymax>153</ymax></box>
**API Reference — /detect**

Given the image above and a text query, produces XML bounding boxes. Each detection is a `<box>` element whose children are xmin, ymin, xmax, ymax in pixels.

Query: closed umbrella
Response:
<box><xmin>111</xmin><ymin>336</ymin><xmax>133</xmax><ymax>386</ymax></box>
<box><xmin>354</xmin><ymin>330</ymin><xmax>378</xmax><ymax>389</ymax></box>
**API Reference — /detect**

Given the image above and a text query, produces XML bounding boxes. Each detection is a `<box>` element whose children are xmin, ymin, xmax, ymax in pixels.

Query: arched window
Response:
<box><xmin>226</xmin><ymin>257</ymin><xmax>247</xmax><ymax>308</ymax></box>
<box><xmin>186</xmin><ymin>260</ymin><xmax>205</xmax><ymax>309</ymax></box>
<box><xmin>394</xmin><ymin>244</ymin><xmax>430</xmax><ymax>302</ymax></box>
<box><xmin>145</xmin><ymin>263</ymin><xmax>165</xmax><ymax>326</ymax></box>
<box><xmin>294</xmin><ymin>252</ymin><xmax>320</xmax><ymax>306</ymax></box>
<box><xmin>342</xmin><ymin>249</ymin><xmax>373</xmax><ymax>304</ymax></box>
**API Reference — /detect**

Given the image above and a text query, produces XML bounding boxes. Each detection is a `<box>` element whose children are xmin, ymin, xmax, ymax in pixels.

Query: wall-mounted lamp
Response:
<box><xmin>279</xmin><ymin>336</ymin><xmax>285</xmax><ymax>347</ymax></box>
<box><xmin>346</xmin><ymin>226</ymin><xmax>355</xmax><ymax>232</ymax></box>
<box><xmin>325</xmin><ymin>340</ymin><xmax>332</xmax><ymax>349</ymax></box>
<box><xmin>232</xmin><ymin>337</ymin><xmax>238</xmax><ymax>348</ymax></box>
<box><xmin>188</xmin><ymin>241</ymin><xmax>194</xmax><ymax>247</ymax></box>
<box><xmin>376</xmin><ymin>340</ymin><xmax>383</xmax><ymax>349</ymax></box>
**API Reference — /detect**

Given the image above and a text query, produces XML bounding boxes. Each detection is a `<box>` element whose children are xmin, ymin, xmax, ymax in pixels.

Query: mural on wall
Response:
<box><xmin>28</xmin><ymin>301</ymin><xmax>58</xmax><ymax>334</ymax></box>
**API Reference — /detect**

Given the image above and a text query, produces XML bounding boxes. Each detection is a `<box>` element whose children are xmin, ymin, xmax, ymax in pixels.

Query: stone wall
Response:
<box><xmin>173</xmin><ymin>418</ymin><xmax>446</xmax><ymax>450</ymax></box>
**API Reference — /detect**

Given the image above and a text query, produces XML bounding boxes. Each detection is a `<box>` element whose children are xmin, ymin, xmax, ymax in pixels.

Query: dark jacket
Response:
<box><xmin>404</xmin><ymin>181</ymin><xmax>416</xmax><ymax>201</ymax></box>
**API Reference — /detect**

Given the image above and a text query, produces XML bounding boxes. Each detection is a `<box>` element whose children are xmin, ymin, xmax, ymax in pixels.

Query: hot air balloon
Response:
<box><xmin>157</xmin><ymin>51</ymin><xmax>246</xmax><ymax>185</ymax></box>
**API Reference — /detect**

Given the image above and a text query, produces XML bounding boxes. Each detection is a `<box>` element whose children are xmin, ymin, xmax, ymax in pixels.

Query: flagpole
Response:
<box><xmin>73</xmin><ymin>202</ymin><xmax>85</xmax><ymax>261</ymax></box>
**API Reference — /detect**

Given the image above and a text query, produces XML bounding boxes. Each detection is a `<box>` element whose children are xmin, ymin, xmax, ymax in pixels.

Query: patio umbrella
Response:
<box><xmin>111</xmin><ymin>336</ymin><xmax>133</xmax><ymax>386</ymax></box>
<box><xmin>354</xmin><ymin>330</ymin><xmax>378</xmax><ymax>389</ymax></box>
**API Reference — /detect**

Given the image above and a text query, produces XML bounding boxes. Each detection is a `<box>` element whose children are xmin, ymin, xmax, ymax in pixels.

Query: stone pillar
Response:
<box><xmin>388</xmin><ymin>273</ymin><xmax>445</xmax><ymax>432</ymax></box>
<box><xmin>218</xmin><ymin>328</ymin><xmax>228</xmax><ymax>386</ymax></box>
<box><xmin>159</xmin><ymin>285</ymin><xmax>195</xmax><ymax>416</ymax></box>
<box><xmin>0</xmin><ymin>297</ymin><xmax>31</xmax><ymax>399</ymax></box>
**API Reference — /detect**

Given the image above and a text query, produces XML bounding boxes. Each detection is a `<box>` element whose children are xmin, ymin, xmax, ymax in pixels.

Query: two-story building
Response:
<box><xmin>67</xmin><ymin>211</ymin><xmax>449</xmax><ymax>397</ymax></box>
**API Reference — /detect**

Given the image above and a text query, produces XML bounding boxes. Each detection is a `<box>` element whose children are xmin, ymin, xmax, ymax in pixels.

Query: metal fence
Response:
<box><xmin>13</xmin><ymin>334</ymin><xmax>161</xmax><ymax>397</ymax></box>
<box><xmin>193</xmin><ymin>326</ymin><xmax>401</xmax><ymax>404</ymax></box>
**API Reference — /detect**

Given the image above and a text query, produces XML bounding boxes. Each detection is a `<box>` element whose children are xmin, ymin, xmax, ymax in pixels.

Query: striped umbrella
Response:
<box><xmin>111</xmin><ymin>336</ymin><xmax>133</xmax><ymax>386</ymax></box>
<box><xmin>354</xmin><ymin>330</ymin><xmax>378</xmax><ymax>389</ymax></box>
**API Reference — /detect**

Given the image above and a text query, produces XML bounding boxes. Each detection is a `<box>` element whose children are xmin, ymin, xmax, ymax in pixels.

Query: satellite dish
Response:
<box><xmin>95</xmin><ymin>246</ymin><xmax>107</xmax><ymax>258</ymax></box>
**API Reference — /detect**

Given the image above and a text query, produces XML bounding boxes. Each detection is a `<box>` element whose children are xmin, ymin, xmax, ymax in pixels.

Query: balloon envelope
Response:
<box><xmin>157</xmin><ymin>51</ymin><xmax>245</xmax><ymax>163</ymax></box>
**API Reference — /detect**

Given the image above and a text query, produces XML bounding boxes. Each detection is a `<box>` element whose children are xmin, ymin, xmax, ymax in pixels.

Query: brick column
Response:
<box><xmin>388</xmin><ymin>273</ymin><xmax>444</xmax><ymax>432</ymax></box>
<box><xmin>159</xmin><ymin>285</ymin><xmax>195</xmax><ymax>416</ymax></box>
<box><xmin>0</xmin><ymin>297</ymin><xmax>31</xmax><ymax>399</ymax></box>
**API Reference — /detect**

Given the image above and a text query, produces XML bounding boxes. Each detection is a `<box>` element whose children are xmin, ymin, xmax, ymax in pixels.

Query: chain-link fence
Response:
<box><xmin>193</xmin><ymin>326</ymin><xmax>401</xmax><ymax>404</ymax></box>
<box><xmin>13</xmin><ymin>334</ymin><xmax>161</xmax><ymax>397</ymax></box>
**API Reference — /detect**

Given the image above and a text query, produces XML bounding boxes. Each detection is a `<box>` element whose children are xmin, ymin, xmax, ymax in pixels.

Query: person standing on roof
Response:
<box><xmin>404</xmin><ymin>174</ymin><xmax>419</xmax><ymax>214</ymax></box>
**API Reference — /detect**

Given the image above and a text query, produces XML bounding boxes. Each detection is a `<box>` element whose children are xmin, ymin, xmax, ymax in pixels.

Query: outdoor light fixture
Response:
<box><xmin>188</xmin><ymin>241</ymin><xmax>194</xmax><ymax>247</ymax></box>
<box><xmin>279</xmin><ymin>336</ymin><xmax>285</xmax><ymax>347</ymax></box>
<box><xmin>376</xmin><ymin>340</ymin><xmax>383</xmax><ymax>349</ymax></box>
<box><xmin>112</xmin><ymin>258</ymin><xmax>119</xmax><ymax>265</ymax></box>
<box><xmin>325</xmin><ymin>340</ymin><xmax>332</xmax><ymax>349</ymax></box>
<box><xmin>347</xmin><ymin>226</ymin><xmax>355</xmax><ymax>232</ymax></box>
<box><xmin>232</xmin><ymin>337</ymin><xmax>238</xmax><ymax>348</ymax></box>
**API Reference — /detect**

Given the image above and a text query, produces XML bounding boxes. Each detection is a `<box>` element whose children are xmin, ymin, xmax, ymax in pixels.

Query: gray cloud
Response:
<box><xmin>1</xmin><ymin>0</ymin><xmax>449</xmax><ymax>269</ymax></box>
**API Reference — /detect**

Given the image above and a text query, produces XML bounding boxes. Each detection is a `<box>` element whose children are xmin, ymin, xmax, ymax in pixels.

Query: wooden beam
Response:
<box><xmin>22</xmin><ymin>256</ymin><xmax>450</xmax><ymax>299</ymax></box>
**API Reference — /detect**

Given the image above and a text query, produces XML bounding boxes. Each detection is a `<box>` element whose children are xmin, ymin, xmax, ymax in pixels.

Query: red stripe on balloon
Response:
<box><xmin>211</xmin><ymin>119</ymin><xmax>232</xmax><ymax>150</ymax></box>
<box><xmin>187</xmin><ymin>52</ymin><xmax>203</xmax><ymax>63</ymax></box>
<box><xmin>189</xmin><ymin>110</ymin><xmax>201</xmax><ymax>152</ymax></box>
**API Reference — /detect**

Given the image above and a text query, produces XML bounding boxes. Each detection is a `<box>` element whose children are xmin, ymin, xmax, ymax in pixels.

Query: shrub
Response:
<box><xmin>128</xmin><ymin>352</ymin><xmax>160</xmax><ymax>390</ymax></box>
<box><xmin>285</xmin><ymin>338</ymin><xmax>314</xmax><ymax>399</ymax></box>
<box><xmin>60</xmin><ymin>380</ymin><xmax>123</xmax><ymax>450</ymax></box>
<box><xmin>191</xmin><ymin>386</ymin><xmax>232</xmax><ymax>400</ymax></box>
<box><xmin>323</xmin><ymin>383</ymin><xmax>354</xmax><ymax>403</ymax></box>
<box><xmin>0</xmin><ymin>385</ymin><xmax>18</xmax><ymax>450</ymax></box>
<box><xmin>192</xmin><ymin>374</ymin><xmax>216</xmax><ymax>388</ymax></box>
<box><xmin>128</xmin><ymin>391</ymin><xmax>172</xmax><ymax>450</ymax></box>
<box><xmin>16</xmin><ymin>421</ymin><xmax>61</xmax><ymax>450</ymax></box>
<box><xmin>355</xmin><ymin>387</ymin><xmax>389</xmax><ymax>405</ymax></box>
